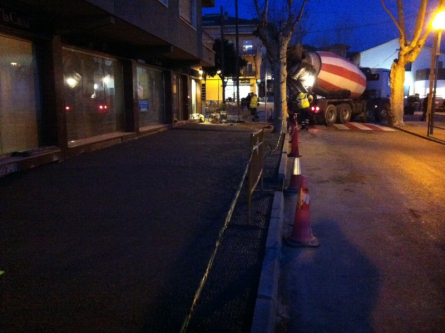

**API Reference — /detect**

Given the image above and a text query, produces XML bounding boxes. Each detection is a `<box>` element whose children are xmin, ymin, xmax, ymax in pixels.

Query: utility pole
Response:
<box><xmin>235</xmin><ymin>0</ymin><xmax>240</xmax><ymax>121</ymax></box>
<box><xmin>220</xmin><ymin>6</ymin><xmax>226</xmax><ymax>109</ymax></box>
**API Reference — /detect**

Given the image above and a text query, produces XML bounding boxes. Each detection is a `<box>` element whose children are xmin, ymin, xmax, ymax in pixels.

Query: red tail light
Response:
<box><xmin>311</xmin><ymin>106</ymin><xmax>320</xmax><ymax>113</ymax></box>
<box><xmin>98</xmin><ymin>105</ymin><xmax>108</xmax><ymax>113</ymax></box>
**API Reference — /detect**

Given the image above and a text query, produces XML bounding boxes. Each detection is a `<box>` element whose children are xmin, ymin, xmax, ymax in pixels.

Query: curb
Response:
<box><xmin>250</xmin><ymin>191</ymin><xmax>284</xmax><ymax>333</ymax></box>
<box><xmin>251</xmin><ymin>133</ymin><xmax>290</xmax><ymax>333</ymax></box>
<box><xmin>395</xmin><ymin>126</ymin><xmax>445</xmax><ymax>145</ymax></box>
<box><xmin>278</xmin><ymin>133</ymin><xmax>289</xmax><ymax>190</ymax></box>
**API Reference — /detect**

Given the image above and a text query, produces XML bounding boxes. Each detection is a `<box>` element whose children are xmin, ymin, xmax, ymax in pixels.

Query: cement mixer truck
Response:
<box><xmin>288</xmin><ymin>50</ymin><xmax>391</xmax><ymax>125</ymax></box>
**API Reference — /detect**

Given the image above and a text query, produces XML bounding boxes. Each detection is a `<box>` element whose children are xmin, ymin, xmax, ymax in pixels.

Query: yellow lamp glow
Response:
<box><xmin>432</xmin><ymin>11</ymin><xmax>445</xmax><ymax>30</ymax></box>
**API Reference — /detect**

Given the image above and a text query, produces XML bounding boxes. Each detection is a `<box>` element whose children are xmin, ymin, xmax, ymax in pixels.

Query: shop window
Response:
<box><xmin>191</xmin><ymin>79</ymin><xmax>197</xmax><ymax>114</ymax></box>
<box><xmin>0</xmin><ymin>35</ymin><xmax>40</xmax><ymax>154</ymax></box>
<box><xmin>172</xmin><ymin>74</ymin><xmax>184</xmax><ymax>120</ymax></box>
<box><xmin>136</xmin><ymin>66</ymin><xmax>165</xmax><ymax>127</ymax></box>
<box><xmin>62</xmin><ymin>49</ymin><xmax>124</xmax><ymax>142</ymax></box>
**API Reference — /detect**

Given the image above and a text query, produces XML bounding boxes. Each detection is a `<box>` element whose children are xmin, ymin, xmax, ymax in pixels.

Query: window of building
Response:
<box><xmin>0</xmin><ymin>35</ymin><xmax>40</xmax><ymax>154</ymax></box>
<box><xmin>191</xmin><ymin>79</ymin><xmax>197</xmax><ymax>114</ymax></box>
<box><xmin>136</xmin><ymin>66</ymin><xmax>165</xmax><ymax>127</ymax></box>
<box><xmin>62</xmin><ymin>49</ymin><xmax>124</xmax><ymax>142</ymax></box>
<box><xmin>242</xmin><ymin>40</ymin><xmax>254</xmax><ymax>55</ymax></box>
<box><xmin>172</xmin><ymin>74</ymin><xmax>184</xmax><ymax>120</ymax></box>
<box><xmin>158</xmin><ymin>0</ymin><xmax>168</xmax><ymax>6</ymax></box>
<box><xmin>180</xmin><ymin>0</ymin><xmax>197</xmax><ymax>27</ymax></box>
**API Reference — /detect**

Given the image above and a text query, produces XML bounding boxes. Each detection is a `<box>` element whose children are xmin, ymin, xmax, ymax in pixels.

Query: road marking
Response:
<box><xmin>348</xmin><ymin>122</ymin><xmax>373</xmax><ymax>130</ymax></box>
<box><xmin>365</xmin><ymin>123</ymin><xmax>396</xmax><ymax>131</ymax></box>
<box><xmin>317</xmin><ymin>123</ymin><xmax>396</xmax><ymax>131</ymax></box>
<box><xmin>332</xmin><ymin>124</ymin><xmax>349</xmax><ymax>130</ymax></box>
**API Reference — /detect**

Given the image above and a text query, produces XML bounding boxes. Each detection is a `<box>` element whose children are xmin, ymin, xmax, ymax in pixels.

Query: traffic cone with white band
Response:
<box><xmin>288</xmin><ymin>125</ymin><xmax>301</xmax><ymax>157</ymax></box>
<box><xmin>285</xmin><ymin>175</ymin><xmax>320</xmax><ymax>248</ymax></box>
<box><xmin>286</xmin><ymin>157</ymin><xmax>301</xmax><ymax>192</ymax></box>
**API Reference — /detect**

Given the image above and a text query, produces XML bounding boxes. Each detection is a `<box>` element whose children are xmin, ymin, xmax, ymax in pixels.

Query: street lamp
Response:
<box><xmin>427</xmin><ymin>8</ymin><xmax>445</xmax><ymax>136</ymax></box>
<box><xmin>223</xmin><ymin>76</ymin><xmax>228</xmax><ymax>104</ymax></box>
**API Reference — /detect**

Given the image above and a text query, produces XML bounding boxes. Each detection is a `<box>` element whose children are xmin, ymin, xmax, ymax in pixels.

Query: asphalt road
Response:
<box><xmin>278</xmin><ymin>125</ymin><xmax>445</xmax><ymax>332</ymax></box>
<box><xmin>0</xmin><ymin>123</ymin><xmax>282</xmax><ymax>332</ymax></box>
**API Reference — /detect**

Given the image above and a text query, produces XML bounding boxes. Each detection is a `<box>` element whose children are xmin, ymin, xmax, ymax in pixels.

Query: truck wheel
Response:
<box><xmin>376</xmin><ymin>102</ymin><xmax>389</xmax><ymax>122</ymax></box>
<box><xmin>337</xmin><ymin>103</ymin><xmax>352</xmax><ymax>123</ymax></box>
<box><xmin>324</xmin><ymin>104</ymin><xmax>337</xmax><ymax>126</ymax></box>
<box><xmin>365</xmin><ymin>109</ymin><xmax>374</xmax><ymax>122</ymax></box>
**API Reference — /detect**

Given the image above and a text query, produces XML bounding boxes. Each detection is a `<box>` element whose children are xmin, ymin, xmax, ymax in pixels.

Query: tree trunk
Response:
<box><xmin>272</xmin><ymin>43</ymin><xmax>289</xmax><ymax>133</ymax></box>
<box><xmin>389</xmin><ymin>60</ymin><xmax>406</xmax><ymax>127</ymax></box>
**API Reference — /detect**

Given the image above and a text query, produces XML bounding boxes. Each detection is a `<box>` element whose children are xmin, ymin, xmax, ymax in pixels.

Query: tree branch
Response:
<box><xmin>397</xmin><ymin>0</ymin><xmax>406</xmax><ymax>38</ymax></box>
<box><xmin>410</xmin><ymin>0</ymin><xmax>428</xmax><ymax>46</ymax></box>
<box><xmin>381</xmin><ymin>0</ymin><xmax>406</xmax><ymax>41</ymax></box>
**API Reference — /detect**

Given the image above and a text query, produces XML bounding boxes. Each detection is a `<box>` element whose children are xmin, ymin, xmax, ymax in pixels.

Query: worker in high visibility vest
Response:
<box><xmin>297</xmin><ymin>92</ymin><xmax>313</xmax><ymax>130</ymax></box>
<box><xmin>250</xmin><ymin>93</ymin><xmax>259</xmax><ymax>121</ymax></box>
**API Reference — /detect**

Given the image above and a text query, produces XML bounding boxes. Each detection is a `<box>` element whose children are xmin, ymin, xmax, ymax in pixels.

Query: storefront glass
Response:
<box><xmin>191</xmin><ymin>79</ymin><xmax>197</xmax><ymax>114</ymax></box>
<box><xmin>172</xmin><ymin>74</ymin><xmax>183</xmax><ymax>120</ymax></box>
<box><xmin>136</xmin><ymin>66</ymin><xmax>165</xmax><ymax>127</ymax></box>
<box><xmin>62</xmin><ymin>49</ymin><xmax>124</xmax><ymax>141</ymax></box>
<box><xmin>0</xmin><ymin>35</ymin><xmax>40</xmax><ymax>154</ymax></box>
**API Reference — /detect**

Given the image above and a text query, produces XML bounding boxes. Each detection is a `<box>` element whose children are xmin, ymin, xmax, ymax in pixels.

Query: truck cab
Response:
<box><xmin>361</xmin><ymin>68</ymin><xmax>391</xmax><ymax>122</ymax></box>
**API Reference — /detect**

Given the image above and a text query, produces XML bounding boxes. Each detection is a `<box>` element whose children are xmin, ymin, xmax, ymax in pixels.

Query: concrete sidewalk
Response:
<box><xmin>0</xmin><ymin>123</ymin><xmax>280</xmax><ymax>332</ymax></box>
<box><xmin>399</xmin><ymin>111</ymin><xmax>445</xmax><ymax>143</ymax></box>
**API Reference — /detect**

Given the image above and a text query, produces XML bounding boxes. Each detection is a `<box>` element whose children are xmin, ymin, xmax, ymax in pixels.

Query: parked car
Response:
<box><xmin>404</xmin><ymin>95</ymin><xmax>420</xmax><ymax>115</ymax></box>
<box><xmin>434</xmin><ymin>97</ymin><xmax>444</xmax><ymax>112</ymax></box>
<box><xmin>419</xmin><ymin>96</ymin><xmax>445</xmax><ymax>113</ymax></box>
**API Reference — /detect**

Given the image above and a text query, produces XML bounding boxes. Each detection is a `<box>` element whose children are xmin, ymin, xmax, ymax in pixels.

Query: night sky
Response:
<box><xmin>203</xmin><ymin>0</ymin><xmax>441</xmax><ymax>52</ymax></box>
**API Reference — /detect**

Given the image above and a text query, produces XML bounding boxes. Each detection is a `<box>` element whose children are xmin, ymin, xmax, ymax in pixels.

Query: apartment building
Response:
<box><xmin>0</xmin><ymin>0</ymin><xmax>214</xmax><ymax>175</ymax></box>
<box><xmin>202</xmin><ymin>13</ymin><xmax>268</xmax><ymax>103</ymax></box>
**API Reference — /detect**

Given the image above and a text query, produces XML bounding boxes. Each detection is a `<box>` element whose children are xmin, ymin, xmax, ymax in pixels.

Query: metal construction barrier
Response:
<box><xmin>247</xmin><ymin>129</ymin><xmax>264</xmax><ymax>224</ymax></box>
<box><xmin>180</xmin><ymin>129</ymin><xmax>283</xmax><ymax>332</ymax></box>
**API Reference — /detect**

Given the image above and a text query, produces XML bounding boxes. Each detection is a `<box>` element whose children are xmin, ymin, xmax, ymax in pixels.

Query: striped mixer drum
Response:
<box><xmin>315</xmin><ymin>51</ymin><xmax>367</xmax><ymax>99</ymax></box>
<box><xmin>297</xmin><ymin>51</ymin><xmax>367</xmax><ymax>99</ymax></box>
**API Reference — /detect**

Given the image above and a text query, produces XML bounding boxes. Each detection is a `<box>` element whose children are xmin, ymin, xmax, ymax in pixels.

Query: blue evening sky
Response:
<box><xmin>203</xmin><ymin>0</ymin><xmax>440</xmax><ymax>52</ymax></box>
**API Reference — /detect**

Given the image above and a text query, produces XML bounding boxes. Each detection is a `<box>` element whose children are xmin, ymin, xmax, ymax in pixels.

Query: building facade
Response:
<box><xmin>202</xmin><ymin>14</ymin><xmax>267</xmax><ymax>103</ymax></box>
<box><xmin>0</xmin><ymin>0</ymin><xmax>214</xmax><ymax>176</ymax></box>
<box><xmin>352</xmin><ymin>38</ymin><xmax>445</xmax><ymax>99</ymax></box>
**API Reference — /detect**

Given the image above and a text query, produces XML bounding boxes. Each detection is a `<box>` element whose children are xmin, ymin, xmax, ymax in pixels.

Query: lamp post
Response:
<box><xmin>217</xmin><ymin>69</ymin><xmax>221</xmax><ymax>105</ymax></box>
<box><xmin>223</xmin><ymin>76</ymin><xmax>228</xmax><ymax>104</ymax></box>
<box><xmin>220</xmin><ymin>6</ymin><xmax>227</xmax><ymax>110</ymax></box>
<box><xmin>235</xmin><ymin>0</ymin><xmax>240</xmax><ymax>121</ymax></box>
<box><xmin>256</xmin><ymin>79</ymin><xmax>261</xmax><ymax>96</ymax></box>
<box><xmin>427</xmin><ymin>8</ymin><xmax>445</xmax><ymax>136</ymax></box>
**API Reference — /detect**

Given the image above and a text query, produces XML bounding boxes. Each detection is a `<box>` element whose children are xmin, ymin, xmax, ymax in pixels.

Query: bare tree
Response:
<box><xmin>253</xmin><ymin>0</ymin><xmax>310</xmax><ymax>132</ymax></box>
<box><xmin>381</xmin><ymin>0</ymin><xmax>435</xmax><ymax>127</ymax></box>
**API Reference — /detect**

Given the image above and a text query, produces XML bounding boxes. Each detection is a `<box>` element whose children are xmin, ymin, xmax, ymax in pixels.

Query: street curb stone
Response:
<box><xmin>250</xmin><ymin>191</ymin><xmax>284</xmax><ymax>333</ymax></box>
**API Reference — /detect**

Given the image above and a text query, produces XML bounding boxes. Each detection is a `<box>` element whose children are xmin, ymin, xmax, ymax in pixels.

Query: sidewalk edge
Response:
<box><xmin>250</xmin><ymin>191</ymin><xmax>284</xmax><ymax>333</ymax></box>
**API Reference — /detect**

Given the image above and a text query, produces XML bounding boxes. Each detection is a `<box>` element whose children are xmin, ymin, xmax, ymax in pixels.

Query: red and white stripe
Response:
<box><xmin>328</xmin><ymin>122</ymin><xmax>396</xmax><ymax>131</ymax></box>
<box><xmin>315</xmin><ymin>51</ymin><xmax>366</xmax><ymax>99</ymax></box>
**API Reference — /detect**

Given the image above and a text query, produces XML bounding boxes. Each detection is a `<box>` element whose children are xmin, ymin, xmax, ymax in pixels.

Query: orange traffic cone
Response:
<box><xmin>285</xmin><ymin>176</ymin><xmax>320</xmax><ymax>248</ymax></box>
<box><xmin>286</xmin><ymin>157</ymin><xmax>301</xmax><ymax>192</ymax></box>
<box><xmin>288</xmin><ymin>125</ymin><xmax>301</xmax><ymax>157</ymax></box>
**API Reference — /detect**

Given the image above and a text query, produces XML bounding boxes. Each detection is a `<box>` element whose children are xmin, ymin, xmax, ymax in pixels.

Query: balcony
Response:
<box><xmin>241</xmin><ymin>69</ymin><xmax>257</xmax><ymax>77</ymax></box>
<box><xmin>240</xmin><ymin>47</ymin><xmax>257</xmax><ymax>56</ymax></box>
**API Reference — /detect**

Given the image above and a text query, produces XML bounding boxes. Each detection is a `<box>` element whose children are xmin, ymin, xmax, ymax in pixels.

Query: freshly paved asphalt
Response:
<box><xmin>0</xmin><ymin>122</ymin><xmax>283</xmax><ymax>332</ymax></box>
<box><xmin>1</xmin><ymin>110</ymin><xmax>443</xmax><ymax>333</ymax></box>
